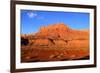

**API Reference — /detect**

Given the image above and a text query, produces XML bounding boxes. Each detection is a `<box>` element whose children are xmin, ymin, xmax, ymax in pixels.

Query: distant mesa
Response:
<box><xmin>39</xmin><ymin>23</ymin><xmax>70</xmax><ymax>32</ymax></box>
<box><xmin>34</xmin><ymin>23</ymin><xmax>89</xmax><ymax>40</ymax></box>
<box><xmin>21</xmin><ymin>23</ymin><xmax>89</xmax><ymax>46</ymax></box>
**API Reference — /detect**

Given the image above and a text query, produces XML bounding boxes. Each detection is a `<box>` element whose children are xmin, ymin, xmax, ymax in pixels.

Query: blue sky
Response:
<box><xmin>21</xmin><ymin>10</ymin><xmax>90</xmax><ymax>34</ymax></box>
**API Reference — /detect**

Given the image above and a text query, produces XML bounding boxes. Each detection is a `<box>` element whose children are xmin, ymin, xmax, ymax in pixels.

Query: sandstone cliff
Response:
<box><xmin>21</xmin><ymin>23</ymin><xmax>89</xmax><ymax>62</ymax></box>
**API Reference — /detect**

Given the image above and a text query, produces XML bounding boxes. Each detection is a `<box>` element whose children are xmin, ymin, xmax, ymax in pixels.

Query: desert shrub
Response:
<box><xmin>21</xmin><ymin>38</ymin><xmax>29</xmax><ymax>46</ymax></box>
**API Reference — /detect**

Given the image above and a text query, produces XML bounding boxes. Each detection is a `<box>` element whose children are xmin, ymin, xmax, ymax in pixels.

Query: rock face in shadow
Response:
<box><xmin>21</xmin><ymin>23</ymin><xmax>89</xmax><ymax>62</ymax></box>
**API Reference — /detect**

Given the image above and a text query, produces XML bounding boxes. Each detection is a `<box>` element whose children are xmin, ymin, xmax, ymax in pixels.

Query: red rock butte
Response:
<box><xmin>21</xmin><ymin>23</ymin><xmax>89</xmax><ymax>62</ymax></box>
<box><xmin>39</xmin><ymin>23</ymin><xmax>70</xmax><ymax>32</ymax></box>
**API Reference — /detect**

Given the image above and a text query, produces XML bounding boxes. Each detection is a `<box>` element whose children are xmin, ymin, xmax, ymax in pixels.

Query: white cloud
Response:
<box><xmin>27</xmin><ymin>11</ymin><xmax>45</xmax><ymax>20</ymax></box>
<box><xmin>27</xmin><ymin>12</ymin><xmax>37</xmax><ymax>18</ymax></box>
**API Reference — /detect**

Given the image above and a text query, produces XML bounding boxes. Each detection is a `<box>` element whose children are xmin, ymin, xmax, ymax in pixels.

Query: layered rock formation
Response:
<box><xmin>21</xmin><ymin>23</ymin><xmax>89</xmax><ymax>62</ymax></box>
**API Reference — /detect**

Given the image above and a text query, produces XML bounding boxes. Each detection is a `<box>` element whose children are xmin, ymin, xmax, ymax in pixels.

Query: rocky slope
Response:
<box><xmin>21</xmin><ymin>23</ymin><xmax>89</xmax><ymax>62</ymax></box>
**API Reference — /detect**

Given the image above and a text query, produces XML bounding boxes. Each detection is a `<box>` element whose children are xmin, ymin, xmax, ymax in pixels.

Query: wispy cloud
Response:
<box><xmin>27</xmin><ymin>12</ymin><xmax>37</xmax><ymax>18</ymax></box>
<box><xmin>27</xmin><ymin>11</ymin><xmax>45</xmax><ymax>21</ymax></box>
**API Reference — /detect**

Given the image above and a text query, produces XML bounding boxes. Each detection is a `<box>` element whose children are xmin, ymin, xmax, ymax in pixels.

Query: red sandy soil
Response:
<box><xmin>21</xmin><ymin>23</ymin><xmax>89</xmax><ymax>62</ymax></box>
